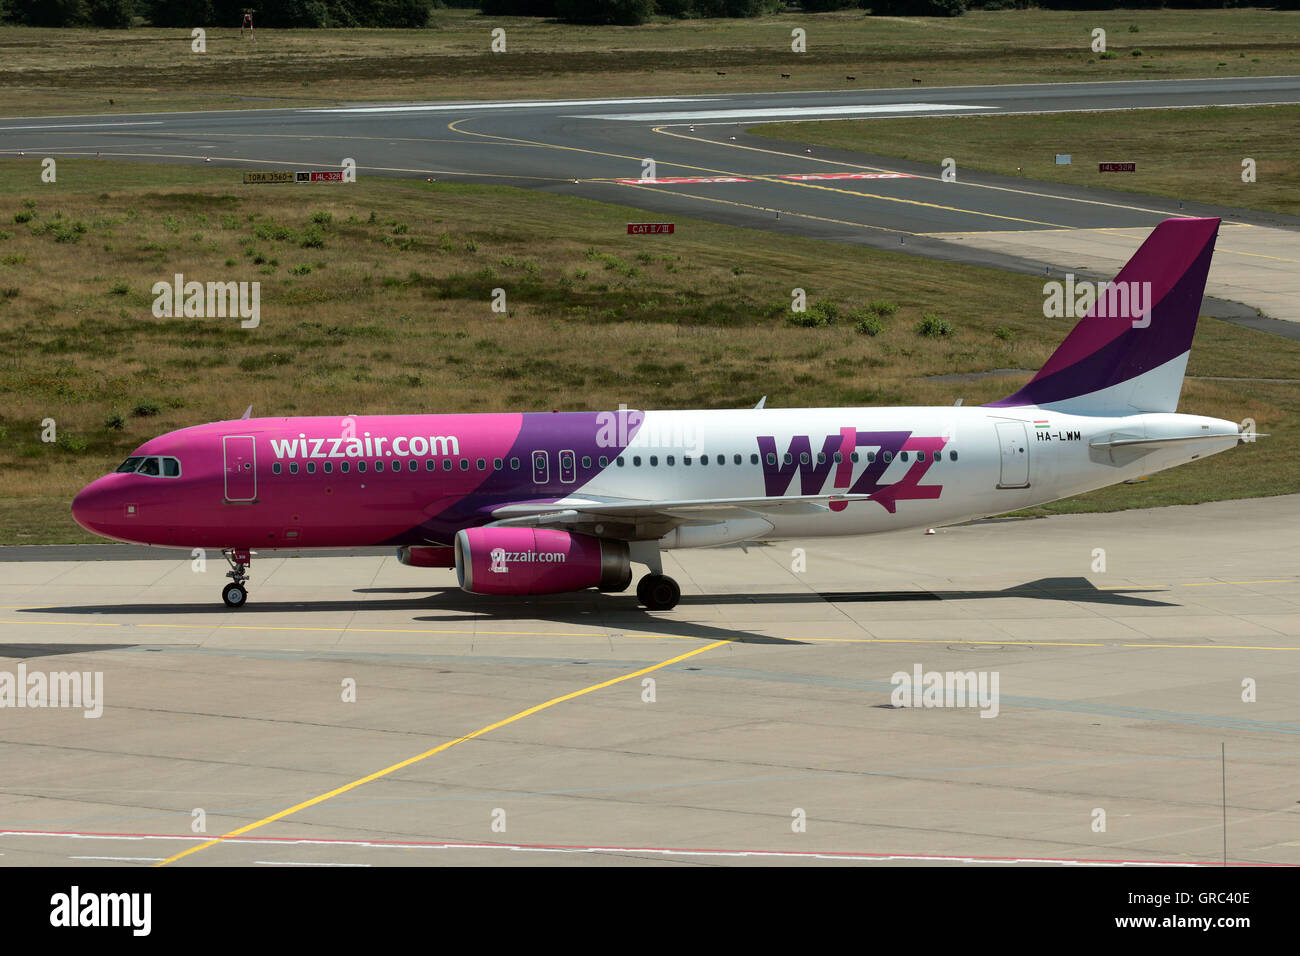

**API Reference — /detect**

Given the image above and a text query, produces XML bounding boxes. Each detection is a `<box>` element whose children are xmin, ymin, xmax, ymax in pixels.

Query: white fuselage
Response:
<box><xmin>572</xmin><ymin>407</ymin><xmax>1241</xmax><ymax>548</ymax></box>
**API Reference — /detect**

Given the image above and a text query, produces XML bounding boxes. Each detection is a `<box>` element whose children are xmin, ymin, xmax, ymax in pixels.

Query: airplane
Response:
<box><xmin>72</xmin><ymin>216</ymin><xmax>1252</xmax><ymax>610</ymax></box>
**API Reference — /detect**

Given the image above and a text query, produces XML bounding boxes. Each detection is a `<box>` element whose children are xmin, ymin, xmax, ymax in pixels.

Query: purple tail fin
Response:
<box><xmin>987</xmin><ymin>217</ymin><xmax>1220</xmax><ymax>415</ymax></box>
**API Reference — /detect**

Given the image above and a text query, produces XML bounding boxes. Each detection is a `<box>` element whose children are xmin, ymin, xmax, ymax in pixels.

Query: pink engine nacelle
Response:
<box><xmin>455</xmin><ymin>527</ymin><xmax>631</xmax><ymax>596</ymax></box>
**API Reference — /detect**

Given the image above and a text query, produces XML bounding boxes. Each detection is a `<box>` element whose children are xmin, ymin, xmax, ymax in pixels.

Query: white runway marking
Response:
<box><xmin>307</xmin><ymin>97</ymin><xmax>716</xmax><ymax>114</ymax></box>
<box><xmin>255</xmin><ymin>860</ymin><xmax>371</xmax><ymax>866</ymax></box>
<box><xmin>575</xmin><ymin>104</ymin><xmax>995</xmax><ymax>121</ymax></box>
<box><xmin>70</xmin><ymin>856</ymin><xmax>164</xmax><ymax>862</ymax></box>
<box><xmin>0</xmin><ymin>121</ymin><xmax>165</xmax><ymax>131</ymax></box>
<box><xmin>0</xmin><ymin>830</ymin><xmax>1240</xmax><ymax>866</ymax></box>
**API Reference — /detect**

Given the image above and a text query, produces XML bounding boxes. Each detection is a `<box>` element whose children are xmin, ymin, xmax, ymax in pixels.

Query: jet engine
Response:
<box><xmin>454</xmin><ymin>527</ymin><xmax>631</xmax><ymax>596</ymax></box>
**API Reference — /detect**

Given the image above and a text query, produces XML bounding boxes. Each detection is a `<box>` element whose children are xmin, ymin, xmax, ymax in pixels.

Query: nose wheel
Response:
<box><xmin>222</xmin><ymin>548</ymin><xmax>251</xmax><ymax>608</ymax></box>
<box><xmin>636</xmin><ymin>573</ymin><xmax>680</xmax><ymax>611</ymax></box>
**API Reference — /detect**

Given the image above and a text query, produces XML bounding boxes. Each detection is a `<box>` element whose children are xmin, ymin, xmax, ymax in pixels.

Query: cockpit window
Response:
<box><xmin>117</xmin><ymin>455</ymin><xmax>181</xmax><ymax>477</ymax></box>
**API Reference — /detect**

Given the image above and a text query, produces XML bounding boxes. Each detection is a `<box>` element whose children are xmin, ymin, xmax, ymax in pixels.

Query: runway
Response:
<box><xmin>4</xmin><ymin>76</ymin><xmax>1298</xmax><ymax>328</ymax></box>
<box><xmin>1</xmin><ymin>495</ymin><xmax>1297</xmax><ymax>866</ymax></box>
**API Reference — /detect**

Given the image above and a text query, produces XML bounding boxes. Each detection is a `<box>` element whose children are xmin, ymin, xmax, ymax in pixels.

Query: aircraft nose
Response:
<box><xmin>71</xmin><ymin>476</ymin><xmax>118</xmax><ymax>537</ymax></box>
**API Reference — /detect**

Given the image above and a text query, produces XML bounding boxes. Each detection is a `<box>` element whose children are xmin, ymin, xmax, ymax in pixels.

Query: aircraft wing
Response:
<box><xmin>487</xmin><ymin>493</ymin><xmax>875</xmax><ymax>534</ymax></box>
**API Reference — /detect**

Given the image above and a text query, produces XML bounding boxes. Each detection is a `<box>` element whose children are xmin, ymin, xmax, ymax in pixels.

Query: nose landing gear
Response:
<box><xmin>222</xmin><ymin>548</ymin><xmax>251</xmax><ymax>608</ymax></box>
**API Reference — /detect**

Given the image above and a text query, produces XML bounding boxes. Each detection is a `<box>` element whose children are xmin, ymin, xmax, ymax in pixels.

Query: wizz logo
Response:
<box><xmin>757</xmin><ymin>427</ymin><xmax>946</xmax><ymax>513</ymax></box>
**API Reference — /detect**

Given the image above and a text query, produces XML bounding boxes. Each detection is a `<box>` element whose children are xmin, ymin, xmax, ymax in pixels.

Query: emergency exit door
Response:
<box><xmin>995</xmin><ymin>421</ymin><xmax>1030</xmax><ymax>489</ymax></box>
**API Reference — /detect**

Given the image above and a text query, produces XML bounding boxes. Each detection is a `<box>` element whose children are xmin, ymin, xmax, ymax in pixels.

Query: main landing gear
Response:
<box><xmin>636</xmin><ymin>573</ymin><xmax>681</xmax><ymax>611</ymax></box>
<box><xmin>222</xmin><ymin>548</ymin><xmax>251</xmax><ymax>608</ymax></box>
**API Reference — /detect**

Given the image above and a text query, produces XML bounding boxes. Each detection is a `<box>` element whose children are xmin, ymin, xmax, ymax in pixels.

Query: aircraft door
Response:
<box><xmin>558</xmin><ymin>449</ymin><xmax>576</xmax><ymax>484</ymax></box>
<box><xmin>995</xmin><ymin>421</ymin><xmax>1030</xmax><ymax>488</ymax></box>
<box><xmin>223</xmin><ymin>435</ymin><xmax>257</xmax><ymax>502</ymax></box>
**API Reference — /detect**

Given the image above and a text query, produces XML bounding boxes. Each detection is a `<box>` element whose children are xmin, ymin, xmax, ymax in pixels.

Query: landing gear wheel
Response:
<box><xmin>221</xmin><ymin>548</ymin><xmax>251</xmax><ymax>608</ymax></box>
<box><xmin>637</xmin><ymin>573</ymin><xmax>680</xmax><ymax>611</ymax></box>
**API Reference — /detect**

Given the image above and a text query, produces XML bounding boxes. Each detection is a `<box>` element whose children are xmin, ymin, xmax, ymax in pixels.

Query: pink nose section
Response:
<box><xmin>71</xmin><ymin>477</ymin><xmax>116</xmax><ymax>536</ymax></box>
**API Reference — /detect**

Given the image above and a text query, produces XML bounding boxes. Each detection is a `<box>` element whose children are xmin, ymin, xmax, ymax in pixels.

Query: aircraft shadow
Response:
<box><xmin>16</xmin><ymin>577</ymin><xmax>1172</xmax><ymax>647</ymax></box>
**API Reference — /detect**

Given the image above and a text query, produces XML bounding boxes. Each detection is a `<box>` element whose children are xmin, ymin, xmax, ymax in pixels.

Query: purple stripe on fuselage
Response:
<box><xmin>391</xmin><ymin>409</ymin><xmax>645</xmax><ymax>545</ymax></box>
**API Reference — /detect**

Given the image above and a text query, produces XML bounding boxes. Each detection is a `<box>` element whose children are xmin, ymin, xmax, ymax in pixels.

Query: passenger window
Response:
<box><xmin>717</xmin><ymin>455</ymin><xmax>725</xmax><ymax>465</ymax></box>
<box><xmin>900</xmin><ymin>452</ymin><xmax>909</xmax><ymax>462</ymax></box>
<box><xmin>733</xmin><ymin>454</ymin><xmax>741</xmax><ymax>465</ymax></box>
<box><xmin>617</xmin><ymin>457</ymin><xmax>625</xmax><ymax>467</ymax></box>
<box><xmin>495</xmin><ymin>458</ymin><xmax>504</xmax><ymax>470</ymax></box>
<box><xmin>866</xmin><ymin>452</ymin><xmax>875</xmax><ymax>463</ymax></box>
<box><xmin>341</xmin><ymin>462</ymin><xmax>350</xmax><ymax>474</ymax></box>
<box><xmin>950</xmin><ymin>450</ymin><xmax>958</xmax><ymax>461</ymax></box>
<box><xmin>833</xmin><ymin>452</ymin><xmax>842</xmax><ymax>463</ymax></box>
<box><xmin>580</xmin><ymin>456</ymin><xmax>590</xmax><ymax>468</ymax></box>
<box><xmin>816</xmin><ymin>452</ymin><xmax>825</xmax><ymax>464</ymax></box>
<box><xmin>306</xmin><ymin>462</ymin><xmax>316</xmax><ymax>474</ymax></box>
<box><xmin>633</xmin><ymin>456</ymin><xmax>641</xmax><ymax>467</ymax></box>
<box><xmin>510</xmin><ymin>457</ymin><xmax>520</xmax><ymax>470</ymax></box>
<box><xmin>882</xmin><ymin>452</ymin><xmax>892</xmax><ymax>463</ymax></box>
<box><xmin>426</xmin><ymin>460</ymin><xmax>435</xmax><ymax>471</ymax></box>
<box><xmin>443</xmin><ymin>459</ymin><xmax>452</xmax><ymax>471</ymax></box>
<box><xmin>598</xmin><ymin>456</ymin><xmax>608</xmax><ymax>468</ymax></box>
<box><xmin>409</xmin><ymin>460</ymin><xmax>418</xmax><ymax>472</ymax></box>
<box><xmin>700</xmin><ymin>455</ymin><xmax>708</xmax><ymax>466</ymax></box>
<box><xmin>751</xmin><ymin>453</ymin><xmax>759</xmax><ymax>465</ymax></box>
<box><xmin>684</xmin><ymin>456</ymin><xmax>692</xmax><ymax>466</ymax></box>
<box><xmin>273</xmin><ymin>462</ymin><xmax>282</xmax><ymax>475</ymax></box>
<box><xmin>766</xmin><ymin>453</ymin><xmax>776</xmax><ymax>465</ymax></box>
<box><xmin>289</xmin><ymin>462</ymin><xmax>299</xmax><ymax>475</ymax></box>
<box><xmin>649</xmin><ymin>456</ymin><xmax>658</xmax><ymax>466</ymax></box>
<box><xmin>477</xmin><ymin>458</ymin><xmax>486</xmax><ymax>471</ymax></box>
<box><xmin>799</xmin><ymin>453</ymin><xmax>809</xmax><ymax>465</ymax></box>
<box><xmin>459</xmin><ymin>459</ymin><xmax>469</xmax><ymax>471</ymax></box>
<box><xmin>323</xmin><ymin>462</ymin><xmax>333</xmax><ymax>474</ymax></box>
<box><xmin>783</xmin><ymin>454</ymin><xmax>792</xmax><ymax>465</ymax></box>
<box><xmin>667</xmin><ymin>455</ymin><xmax>675</xmax><ymax>466</ymax></box>
<box><xmin>375</xmin><ymin>461</ymin><xmax>384</xmax><ymax>472</ymax></box>
<box><xmin>916</xmin><ymin>451</ymin><xmax>926</xmax><ymax>462</ymax></box>
<box><xmin>357</xmin><ymin>461</ymin><xmax>367</xmax><ymax>473</ymax></box>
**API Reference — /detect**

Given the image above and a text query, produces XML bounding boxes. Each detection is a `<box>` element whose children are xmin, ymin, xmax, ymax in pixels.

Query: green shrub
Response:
<box><xmin>852</xmin><ymin>312</ymin><xmax>884</xmax><ymax>336</ymax></box>
<box><xmin>916</xmin><ymin>314</ymin><xmax>955</xmax><ymax>338</ymax></box>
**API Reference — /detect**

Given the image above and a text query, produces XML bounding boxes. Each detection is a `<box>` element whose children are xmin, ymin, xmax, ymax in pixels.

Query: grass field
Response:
<box><xmin>0</xmin><ymin>9</ymin><xmax>1296</xmax><ymax>116</ymax></box>
<box><xmin>754</xmin><ymin>105</ymin><xmax>1300</xmax><ymax>217</ymax></box>
<box><xmin>0</xmin><ymin>159</ymin><xmax>1295</xmax><ymax>544</ymax></box>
